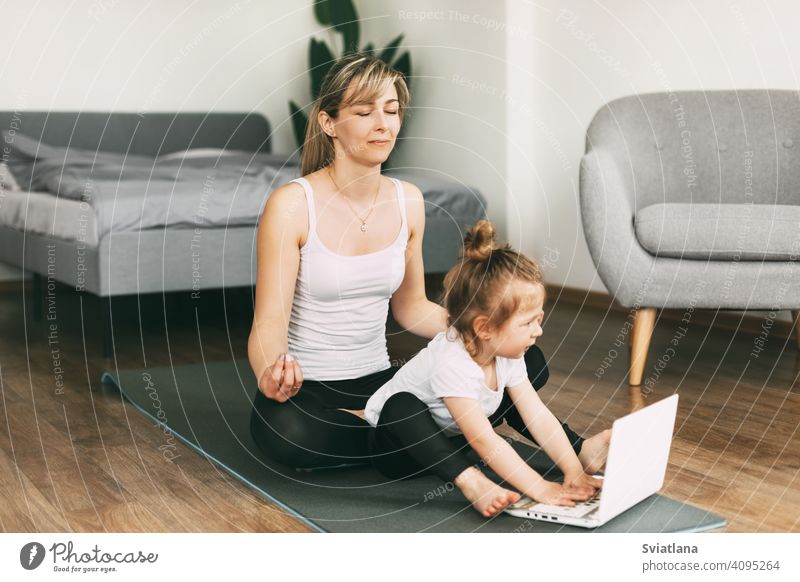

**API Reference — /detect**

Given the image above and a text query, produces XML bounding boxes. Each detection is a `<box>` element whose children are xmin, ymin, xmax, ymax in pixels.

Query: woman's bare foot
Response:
<box><xmin>578</xmin><ymin>429</ymin><xmax>611</xmax><ymax>474</ymax></box>
<box><xmin>453</xmin><ymin>466</ymin><xmax>521</xmax><ymax>517</ymax></box>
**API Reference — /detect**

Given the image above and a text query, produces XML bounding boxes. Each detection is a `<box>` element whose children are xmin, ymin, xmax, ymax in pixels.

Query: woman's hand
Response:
<box><xmin>258</xmin><ymin>353</ymin><xmax>303</xmax><ymax>402</ymax></box>
<box><xmin>532</xmin><ymin>481</ymin><xmax>595</xmax><ymax>507</ymax></box>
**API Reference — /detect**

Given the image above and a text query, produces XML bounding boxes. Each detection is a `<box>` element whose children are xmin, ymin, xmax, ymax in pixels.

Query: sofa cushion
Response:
<box><xmin>634</xmin><ymin>203</ymin><xmax>800</xmax><ymax>260</ymax></box>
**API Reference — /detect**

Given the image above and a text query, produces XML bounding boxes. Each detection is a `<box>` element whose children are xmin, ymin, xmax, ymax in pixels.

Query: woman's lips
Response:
<box><xmin>369</xmin><ymin>139</ymin><xmax>390</xmax><ymax>146</ymax></box>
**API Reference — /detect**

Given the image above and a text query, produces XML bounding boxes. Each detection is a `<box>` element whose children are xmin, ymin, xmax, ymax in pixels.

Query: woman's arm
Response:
<box><xmin>444</xmin><ymin>397</ymin><xmax>592</xmax><ymax>505</ymax></box>
<box><xmin>248</xmin><ymin>182</ymin><xmax>306</xmax><ymax>396</ymax></box>
<box><xmin>389</xmin><ymin>181</ymin><xmax>448</xmax><ymax>340</ymax></box>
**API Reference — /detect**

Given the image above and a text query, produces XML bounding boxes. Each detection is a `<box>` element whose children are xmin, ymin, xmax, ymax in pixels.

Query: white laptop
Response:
<box><xmin>504</xmin><ymin>394</ymin><xmax>679</xmax><ymax>528</ymax></box>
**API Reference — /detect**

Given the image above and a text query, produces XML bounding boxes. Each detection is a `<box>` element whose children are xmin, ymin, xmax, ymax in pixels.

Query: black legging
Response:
<box><xmin>249</xmin><ymin>345</ymin><xmax>583</xmax><ymax>469</ymax></box>
<box><xmin>368</xmin><ymin>388</ymin><xmax>580</xmax><ymax>483</ymax></box>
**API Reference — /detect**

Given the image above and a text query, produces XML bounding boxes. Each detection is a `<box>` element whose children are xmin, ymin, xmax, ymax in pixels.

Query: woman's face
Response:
<box><xmin>321</xmin><ymin>80</ymin><xmax>402</xmax><ymax>167</ymax></box>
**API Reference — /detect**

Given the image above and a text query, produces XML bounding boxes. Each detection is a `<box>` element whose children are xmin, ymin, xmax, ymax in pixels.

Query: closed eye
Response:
<box><xmin>357</xmin><ymin>110</ymin><xmax>399</xmax><ymax>117</ymax></box>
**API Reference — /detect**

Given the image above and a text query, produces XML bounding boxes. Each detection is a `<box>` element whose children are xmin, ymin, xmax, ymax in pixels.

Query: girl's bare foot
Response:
<box><xmin>453</xmin><ymin>466</ymin><xmax>521</xmax><ymax>517</ymax></box>
<box><xmin>578</xmin><ymin>429</ymin><xmax>611</xmax><ymax>474</ymax></box>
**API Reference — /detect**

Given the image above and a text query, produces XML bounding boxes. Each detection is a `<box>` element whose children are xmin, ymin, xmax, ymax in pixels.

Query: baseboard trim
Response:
<box><xmin>546</xmin><ymin>284</ymin><xmax>797</xmax><ymax>341</ymax></box>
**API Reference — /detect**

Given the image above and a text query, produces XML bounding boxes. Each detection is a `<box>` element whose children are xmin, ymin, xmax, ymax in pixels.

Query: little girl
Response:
<box><xmin>364</xmin><ymin>220</ymin><xmax>603</xmax><ymax>517</ymax></box>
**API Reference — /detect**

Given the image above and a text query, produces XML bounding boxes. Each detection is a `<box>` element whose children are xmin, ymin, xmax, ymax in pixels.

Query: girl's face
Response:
<box><xmin>320</xmin><ymin>80</ymin><xmax>402</xmax><ymax>167</ymax></box>
<box><xmin>492</xmin><ymin>282</ymin><xmax>545</xmax><ymax>360</ymax></box>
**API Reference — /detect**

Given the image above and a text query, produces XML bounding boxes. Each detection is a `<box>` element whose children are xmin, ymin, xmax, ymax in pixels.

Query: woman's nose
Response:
<box><xmin>374</xmin><ymin>111</ymin><xmax>389</xmax><ymax>129</ymax></box>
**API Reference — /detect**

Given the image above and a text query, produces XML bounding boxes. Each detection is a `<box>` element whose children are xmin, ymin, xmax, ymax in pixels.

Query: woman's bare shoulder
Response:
<box><xmin>259</xmin><ymin>181</ymin><xmax>308</xmax><ymax>244</ymax></box>
<box><xmin>397</xmin><ymin>179</ymin><xmax>423</xmax><ymax>200</ymax></box>
<box><xmin>396</xmin><ymin>179</ymin><xmax>425</xmax><ymax>235</ymax></box>
<box><xmin>265</xmin><ymin>180</ymin><xmax>304</xmax><ymax>207</ymax></box>
<box><xmin>261</xmin><ymin>181</ymin><xmax>306</xmax><ymax>221</ymax></box>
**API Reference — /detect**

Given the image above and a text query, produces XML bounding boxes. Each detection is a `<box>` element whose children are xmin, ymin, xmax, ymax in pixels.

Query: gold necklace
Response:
<box><xmin>328</xmin><ymin>168</ymin><xmax>381</xmax><ymax>233</ymax></box>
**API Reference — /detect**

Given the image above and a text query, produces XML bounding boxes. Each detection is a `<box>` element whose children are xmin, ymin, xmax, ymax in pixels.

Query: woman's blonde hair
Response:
<box><xmin>441</xmin><ymin>220</ymin><xmax>546</xmax><ymax>358</ymax></box>
<box><xmin>300</xmin><ymin>52</ymin><xmax>410</xmax><ymax>176</ymax></box>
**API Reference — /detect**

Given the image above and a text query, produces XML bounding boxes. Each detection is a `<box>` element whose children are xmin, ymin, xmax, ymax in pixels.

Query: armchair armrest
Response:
<box><xmin>579</xmin><ymin>149</ymin><xmax>656</xmax><ymax>307</ymax></box>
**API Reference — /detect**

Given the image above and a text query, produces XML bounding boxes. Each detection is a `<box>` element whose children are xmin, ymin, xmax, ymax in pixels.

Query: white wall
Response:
<box><xmin>507</xmin><ymin>0</ymin><xmax>800</xmax><ymax>322</ymax></box>
<box><xmin>358</xmin><ymin>0</ymin><xmax>508</xmax><ymax>238</ymax></box>
<box><xmin>0</xmin><ymin>0</ymin><xmax>314</xmax><ymax>149</ymax></box>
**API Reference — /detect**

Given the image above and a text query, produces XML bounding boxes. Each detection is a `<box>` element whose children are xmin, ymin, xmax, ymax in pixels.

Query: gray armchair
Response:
<box><xmin>580</xmin><ymin>90</ymin><xmax>800</xmax><ymax>386</ymax></box>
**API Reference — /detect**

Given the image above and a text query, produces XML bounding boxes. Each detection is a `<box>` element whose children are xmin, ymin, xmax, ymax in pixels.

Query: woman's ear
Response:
<box><xmin>318</xmin><ymin>110</ymin><xmax>336</xmax><ymax>138</ymax></box>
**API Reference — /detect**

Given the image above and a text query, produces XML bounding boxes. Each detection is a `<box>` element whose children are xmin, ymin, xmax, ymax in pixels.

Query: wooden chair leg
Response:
<box><xmin>629</xmin><ymin>307</ymin><xmax>656</xmax><ymax>386</ymax></box>
<box><xmin>792</xmin><ymin>310</ymin><xmax>800</xmax><ymax>350</ymax></box>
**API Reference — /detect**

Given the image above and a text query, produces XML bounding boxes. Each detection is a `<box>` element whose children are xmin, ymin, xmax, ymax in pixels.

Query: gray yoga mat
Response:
<box><xmin>101</xmin><ymin>360</ymin><xmax>726</xmax><ymax>533</ymax></box>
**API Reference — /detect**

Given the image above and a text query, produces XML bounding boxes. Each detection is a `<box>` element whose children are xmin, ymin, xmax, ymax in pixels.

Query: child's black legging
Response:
<box><xmin>368</xmin><ymin>389</ymin><xmax>572</xmax><ymax>484</ymax></box>
<box><xmin>249</xmin><ymin>345</ymin><xmax>583</xmax><ymax>470</ymax></box>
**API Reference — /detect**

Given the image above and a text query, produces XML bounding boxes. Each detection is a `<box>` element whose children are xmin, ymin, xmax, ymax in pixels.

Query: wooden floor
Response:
<box><xmin>1</xmin><ymin>276</ymin><xmax>798</xmax><ymax>532</ymax></box>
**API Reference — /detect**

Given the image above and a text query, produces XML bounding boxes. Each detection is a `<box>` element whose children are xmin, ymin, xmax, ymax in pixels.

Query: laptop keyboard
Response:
<box><xmin>512</xmin><ymin>491</ymin><xmax>602</xmax><ymax>518</ymax></box>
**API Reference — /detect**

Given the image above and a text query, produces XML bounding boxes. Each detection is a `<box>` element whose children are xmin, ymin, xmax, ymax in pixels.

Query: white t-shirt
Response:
<box><xmin>364</xmin><ymin>327</ymin><xmax>530</xmax><ymax>436</ymax></box>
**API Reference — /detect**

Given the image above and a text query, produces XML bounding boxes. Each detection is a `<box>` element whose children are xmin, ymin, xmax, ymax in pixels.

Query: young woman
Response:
<box><xmin>248</xmin><ymin>53</ymin><xmax>608</xmax><ymax>512</ymax></box>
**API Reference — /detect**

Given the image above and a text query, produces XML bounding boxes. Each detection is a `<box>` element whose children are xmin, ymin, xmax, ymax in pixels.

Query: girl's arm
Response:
<box><xmin>506</xmin><ymin>380</ymin><xmax>603</xmax><ymax>491</ymax></box>
<box><xmin>389</xmin><ymin>181</ymin><xmax>448</xmax><ymax>339</ymax></box>
<box><xmin>444</xmin><ymin>397</ymin><xmax>592</xmax><ymax>505</ymax></box>
<box><xmin>505</xmin><ymin>379</ymin><xmax>585</xmax><ymax>478</ymax></box>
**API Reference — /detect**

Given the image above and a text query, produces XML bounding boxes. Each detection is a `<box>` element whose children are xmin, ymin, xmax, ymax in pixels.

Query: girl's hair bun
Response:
<box><xmin>462</xmin><ymin>219</ymin><xmax>496</xmax><ymax>261</ymax></box>
<box><xmin>442</xmin><ymin>218</ymin><xmax>545</xmax><ymax>359</ymax></box>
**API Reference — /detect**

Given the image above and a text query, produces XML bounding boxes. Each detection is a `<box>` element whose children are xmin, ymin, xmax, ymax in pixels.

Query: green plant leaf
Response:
<box><xmin>314</xmin><ymin>0</ymin><xmax>331</xmax><ymax>25</ymax></box>
<box><xmin>329</xmin><ymin>0</ymin><xmax>359</xmax><ymax>53</ymax></box>
<box><xmin>289</xmin><ymin>101</ymin><xmax>309</xmax><ymax>151</ymax></box>
<box><xmin>310</xmin><ymin>38</ymin><xmax>335</xmax><ymax>100</ymax></box>
<box><xmin>379</xmin><ymin>34</ymin><xmax>404</xmax><ymax>65</ymax></box>
<box><xmin>362</xmin><ymin>42</ymin><xmax>374</xmax><ymax>55</ymax></box>
<box><xmin>392</xmin><ymin>51</ymin><xmax>412</xmax><ymax>89</ymax></box>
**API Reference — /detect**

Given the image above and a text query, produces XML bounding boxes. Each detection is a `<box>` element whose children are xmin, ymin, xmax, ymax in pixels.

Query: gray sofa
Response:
<box><xmin>579</xmin><ymin>90</ymin><xmax>800</xmax><ymax>385</ymax></box>
<box><xmin>0</xmin><ymin>110</ymin><xmax>486</xmax><ymax>355</ymax></box>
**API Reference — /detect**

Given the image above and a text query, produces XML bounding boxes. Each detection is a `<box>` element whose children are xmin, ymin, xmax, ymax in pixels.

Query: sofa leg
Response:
<box><xmin>31</xmin><ymin>273</ymin><xmax>43</xmax><ymax>322</ymax></box>
<box><xmin>629</xmin><ymin>307</ymin><xmax>656</xmax><ymax>386</ymax></box>
<box><xmin>101</xmin><ymin>296</ymin><xmax>113</xmax><ymax>359</ymax></box>
<box><xmin>792</xmin><ymin>311</ymin><xmax>800</xmax><ymax>350</ymax></box>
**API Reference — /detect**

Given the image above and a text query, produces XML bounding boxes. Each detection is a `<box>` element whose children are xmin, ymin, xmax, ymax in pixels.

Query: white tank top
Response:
<box><xmin>286</xmin><ymin>176</ymin><xmax>408</xmax><ymax>381</ymax></box>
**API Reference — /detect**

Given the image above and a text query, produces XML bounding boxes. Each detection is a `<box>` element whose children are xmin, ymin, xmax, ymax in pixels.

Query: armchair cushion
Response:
<box><xmin>635</xmin><ymin>203</ymin><xmax>800</xmax><ymax>261</ymax></box>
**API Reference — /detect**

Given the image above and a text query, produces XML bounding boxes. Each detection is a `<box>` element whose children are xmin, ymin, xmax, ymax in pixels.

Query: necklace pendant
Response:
<box><xmin>360</xmin><ymin>223</ymin><xmax>367</xmax><ymax>233</ymax></box>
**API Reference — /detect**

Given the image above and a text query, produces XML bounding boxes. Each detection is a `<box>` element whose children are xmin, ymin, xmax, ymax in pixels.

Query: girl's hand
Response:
<box><xmin>533</xmin><ymin>481</ymin><xmax>594</xmax><ymax>507</ymax></box>
<box><xmin>563</xmin><ymin>472</ymin><xmax>603</xmax><ymax>496</ymax></box>
<box><xmin>258</xmin><ymin>353</ymin><xmax>303</xmax><ymax>402</ymax></box>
